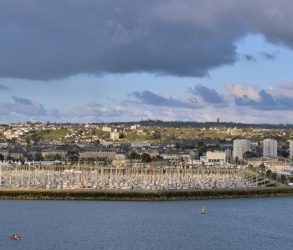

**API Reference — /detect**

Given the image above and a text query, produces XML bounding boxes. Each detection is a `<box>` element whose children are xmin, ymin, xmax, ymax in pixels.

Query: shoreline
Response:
<box><xmin>0</xmin><ymin>187</ymin><xmax>293</xmax><ymax>201</ymax></box>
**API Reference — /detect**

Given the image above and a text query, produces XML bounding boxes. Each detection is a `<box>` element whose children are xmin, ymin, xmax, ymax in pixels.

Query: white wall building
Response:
<box><xmin>201</xmin><ymin>151</ymin><xmax>226</xmax><ymax>164</ymax></box>
<box><xmin>130</xmin><ymin>125</ymin><xmax>140</xmax><ymax>130</ymax></box>
<box><xmin>102</xmin><ymin>126</ymin><xmax>112</xmax><ymax>132</ymax></box>
<box><xmin>263</xmin><ymin>139</ymin><xmax>278</xmax><ymax>157</ymax></box>
<box><xmin>110</xmin><ymin>132</ymin><xmax>120</xmax><ymax>140</ymax></box>
<box><xmin>233</xmin><ymin>139</ymin><xmax>251</xmax><ymax>160</ymax></box>
<box><xmin>130</xmin><ymin>141</ymin><xmax>151</xmax><ymax>148</ymax></box>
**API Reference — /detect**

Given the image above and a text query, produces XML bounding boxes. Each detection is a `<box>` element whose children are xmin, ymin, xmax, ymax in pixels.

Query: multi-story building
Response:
<box><xmin>160</xmin><ymin>152</ymin><xmax>191</xmax><ymax>162</ymax></box>
<box><xmin>0</xmin><ymin>149</ymin><xmax>9</xmax><ymax>159</ymax></box>
<box><xmin>289</xmin><ymin>140</ymin><xmax>293</xmax><ymax>160</ymax></box>
<box><xmin>79</xmin><ymin>148</ymin><xmax>117</xmax><ymax>160</ymax></box>
<box><xmin>9</xmin><ymin>150</ymin><xmax>24</xmax><ymax>160</ymax></box>
<box><xmin>263</xmin><ymin>139</ymin><xmax>278</xmax><ymax>157</ymax></box>
<box><xmin>233</xmin><ymin>139</ymin><xmax>251</xmax><ymax>160</ymax></box>
<box><xmin>42</xmin><ymin>149</ymin><xmax>68</xmax><ymax>160</ymax></box>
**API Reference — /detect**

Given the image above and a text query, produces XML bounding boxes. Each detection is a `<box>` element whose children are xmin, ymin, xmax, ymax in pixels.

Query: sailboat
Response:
<box><xmin>200</xmin><ymin>206</ymin><xmax>205</xmax><ymax>215</ymax></box>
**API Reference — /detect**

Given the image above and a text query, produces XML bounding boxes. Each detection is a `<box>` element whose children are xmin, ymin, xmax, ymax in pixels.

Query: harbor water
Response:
<box><xmin>0</xmin><ymin>197</ymin><xmax>293</xmax><ymax>250</ymax></box>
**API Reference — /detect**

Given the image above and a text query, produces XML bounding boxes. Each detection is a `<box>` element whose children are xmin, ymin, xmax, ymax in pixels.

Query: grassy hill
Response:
<box><xmin>27</xmin><ymin>129</ymin><xmax>68</xmax><ymax>140</ymax></box>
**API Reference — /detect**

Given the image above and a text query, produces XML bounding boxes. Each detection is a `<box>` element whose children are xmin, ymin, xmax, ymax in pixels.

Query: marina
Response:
<box><xmin>0</xmin><ymin>165</ymin><xmax>275</xmax><ymax>190</ymax></box>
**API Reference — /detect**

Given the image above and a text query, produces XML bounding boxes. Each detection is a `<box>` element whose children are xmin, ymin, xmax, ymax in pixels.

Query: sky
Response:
<box><xmin>1</xmin><ymin>0</ymin><xmax>293</xmax><ymax>124</ymax></box>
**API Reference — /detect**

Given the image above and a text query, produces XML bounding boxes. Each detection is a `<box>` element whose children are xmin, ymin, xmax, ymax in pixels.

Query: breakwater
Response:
<box><xmin>0</xmin><ymin>187</ymin><xmax>293</xmax><ymax>201</ymax></box>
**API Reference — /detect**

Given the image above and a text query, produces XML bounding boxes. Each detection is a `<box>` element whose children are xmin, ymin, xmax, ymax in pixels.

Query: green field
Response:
<box><xmin>27</xmin><ymin>129</ymin><xmax>69</xmax><ymax>140</ymax></box>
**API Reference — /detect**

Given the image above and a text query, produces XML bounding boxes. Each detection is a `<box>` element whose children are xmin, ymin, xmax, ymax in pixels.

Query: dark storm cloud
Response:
<box><xmin>132</xmin><ymin>90</ymin><xmax>201</xmax><ymax>109</ymax></box>
<box><xmin>12</xmin><ymin>96</ymin><xmax>36</xmax><ymax>106</ymax></box>
<box><xmin>0</xmin><ymin>96</ymin><xmax>47</xmax><ymax>116</ymax></box>
<box><xmin>234</xmin><ymin>90</ymin><xmax>293</xmax><ymax>110</ymax></box>
<box><xmin>190</xmin><ymin>85</ymin><xmax>226</xmax><ymax>105</ymax></box>
<box><xmin>1</xmin><ymin>0</ymin><xmax>293</xmax><ymax>80</ymax></box>
<box><xmin>244</xmin><ymin>55</ymin><xmax>256</xmax><ymax>62</ymax></box>
<box><xmin>242</xmin><ymin>52</ymin><xmax>278</xmax><ymax>62</ymax></box>
<box><xmin>259</xmin><ymin>52</ymin><xmax>278</xmax><ymax>60</ymax></box>
<box><xmin>0</xmin><ymin>84</ymin><xmax>9</xmax><ymax>90</ymax></box>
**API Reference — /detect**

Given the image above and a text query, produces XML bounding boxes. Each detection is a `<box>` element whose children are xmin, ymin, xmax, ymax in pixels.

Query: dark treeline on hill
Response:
<box><xmin>2</xmin><ymin>120</ymin><xmax>293</xmax><ymax>129</ymax></box>
<box><xmin>110</xmin><ymin>120</ymin><xmax>293</xmax><ymax>129</ymax></box>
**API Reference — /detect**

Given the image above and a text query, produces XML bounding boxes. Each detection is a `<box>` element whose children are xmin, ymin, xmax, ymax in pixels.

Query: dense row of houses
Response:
<box><xmin>0</xmin><ymin>142</ymin><xmax>199</xmax><ymax>163</ymax></box>
<box><xmin>1</xmin><ymin>136</ymin><xmax>293</xmax><ymax>168</ymax></box>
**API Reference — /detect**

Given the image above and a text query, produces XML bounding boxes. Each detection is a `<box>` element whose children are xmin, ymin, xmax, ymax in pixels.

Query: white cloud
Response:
<box><xmin>226</xmin><ymin>83</ymin><xmax>260</xmax><ymax>101</ymax></box>
<box><xmin>2</xmin><ymin>82</ymin><xmax>293</xmax><ymax>124</ymax></box>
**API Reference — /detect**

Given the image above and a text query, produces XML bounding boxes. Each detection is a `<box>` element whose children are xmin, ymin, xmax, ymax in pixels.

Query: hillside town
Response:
<box><xmin>1</xmin><ymin>121</ymin><xmax>293</xmax><ymax>189</ymax></box>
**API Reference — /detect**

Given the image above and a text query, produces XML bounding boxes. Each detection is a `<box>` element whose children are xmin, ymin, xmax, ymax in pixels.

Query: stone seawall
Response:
<box><xmin>0</xmin><ymin>187</ymin><xmax>293</xmax><ymax>201</ymax></box>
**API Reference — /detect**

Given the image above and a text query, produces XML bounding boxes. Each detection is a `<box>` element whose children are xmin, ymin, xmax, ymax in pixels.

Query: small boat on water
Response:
<box><xmin>200</xmin><ymin>206</ymin><xmax>206</xmax><ymax>215</ymax></box>
<box><xmin>10</xmin><ymin>234</ymin><xmax>21</xmax><ymax>241</ymax></box>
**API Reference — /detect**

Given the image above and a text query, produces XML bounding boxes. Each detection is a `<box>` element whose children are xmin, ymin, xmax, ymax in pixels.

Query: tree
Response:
<box><xmin>152</xmin><ymin>155</ymin><xmax>163</xmax><ymax>161</ymax></box>
<box><xmin>67</xmin><ymin>154</ymin><xmax>79</xmax><ymax>162</ymax></box>
<box><xmin>281</xmin><ymin>174</ymin><xmax>286</xmax><ymax>184</ymax></box>
<box><xmin>243</xmin><ymin>151</ymin><xmax>258</xmax><ymax>159</ymax></box>
<box><xmin>247</xmin><ymin>164</ymin><xmax>255</xmax><ymax>171</ymax></box>
<box><xmin>265</xmin><ymin>169</ymin><xmax>272</xmax><ymax>179</ymax></box>
<box><xmin>55</xmin><ymin>154</ymin><xmax>62</xmax><ymax>161</ymax></box>
<box><xmin>258</xmin><ymin>163</ymin><xmax>266</xmax><ymax>175</ymax></box>
<box><xmin>91</xmin><ymin>128</ymin><xmax>96</xmax><ymax>136</ymax></box>
<box><xmin>129</xmin><ymin>152</ymin><xmax>140</xmax><ymax>160</ymax></box>
<box><xmin>197</xmin><ymin>141</ymin><xmax>207</xmax><ymax>156</ymax></box>
<box><xmin>31</xmin><ymin>134</ymin><xmax>41</xmax><ymax>144</ymax></box>
<box><xmin>141</xmin><ymin>153</ymin><xmax>151</xmax><ymax>163</ymax></box>
<box><xmin>278</xmin><ymin>150</ymin><xmax>289</xmax><ymax>158</ymax></box>
<box><xmin>35</xmin><ymin>155</ymin><xmax>43</xmax><ymax>161</ymax></box>
<box><xmin>153</xmin><ymin>132</ymin><xmax>161</xmax><ymax>139</ymax></box>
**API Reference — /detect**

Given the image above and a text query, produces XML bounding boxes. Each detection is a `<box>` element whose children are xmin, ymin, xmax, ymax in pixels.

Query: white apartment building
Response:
<box><xmin>233</xmin><ymin>139</ymin><xmax>251</xmax><ymax>160</ymax></box>
<box><xmin>289</xmin><ymin>140</ymin><xmax>293</xmax><ymax>160</ymax></box>
<box><xmin>263</xmin><ymin>139</ymin><xmax>278</xmax><ymax>157</ymax></box>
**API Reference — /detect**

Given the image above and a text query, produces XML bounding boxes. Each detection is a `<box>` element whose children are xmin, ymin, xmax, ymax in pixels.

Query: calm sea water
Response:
<box><xmin>0</xmin><ymin>197</ymin><xmax>293</xmax><ymax>250</ymax></box>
